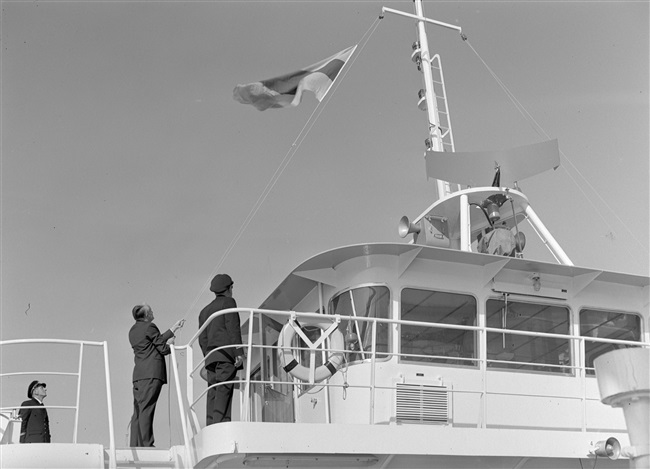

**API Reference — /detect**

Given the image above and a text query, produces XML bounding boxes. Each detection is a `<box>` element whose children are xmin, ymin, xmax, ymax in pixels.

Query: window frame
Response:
<box><xmin>484</xmin><ymin>295</ymin><xmax>573</xmax><ymax>375</ymax></box>
<box><xmin>579</xmin><ymin>307</ymin><xmax>643</xmax><ymax>376</ymax></box>
<box><xmin>398</xmin><ymin>286</ymin><xmax>479</xmax><ymax>368</ymax></box>
<box><xmin>327</xmin><ymin>283</ymin><xmax>393</xmax><ymax>366</ymax></box>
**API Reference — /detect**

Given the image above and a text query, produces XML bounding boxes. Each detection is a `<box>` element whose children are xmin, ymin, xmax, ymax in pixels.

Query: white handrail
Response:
<box><xmin>189</xmin><ymin>307</ymin><xmax>646</xmax><ymax>348</ymax></box>
<box><xmin>0</xmin><ymin>405</ymin><xmax>79</xmax><ymax>412</ymax></box>
<box><xmin>0</xmin><ymin>338</ymin><xmax>116</xmax><ymax>469</ymax></box>
<box><xmin>0</xmin><ymin>338</ymin><xmax>105</xmax><ymax>346</ymax></box>
<box><xmin>179</xmin><ymin>307</ymin><xmax>649</xmax><ymax>434</ymax></box>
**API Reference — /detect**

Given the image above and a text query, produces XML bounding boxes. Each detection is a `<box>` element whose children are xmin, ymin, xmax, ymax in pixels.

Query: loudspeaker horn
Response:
<box><xmin>398</xmin><ymin>216</ymin><xmax>420</xmax><ymax>238</ymax></box>
<box><xmin>594</xmin><ymin>438</ymin><xmax>621</xmax><ymax>460</ymax></box>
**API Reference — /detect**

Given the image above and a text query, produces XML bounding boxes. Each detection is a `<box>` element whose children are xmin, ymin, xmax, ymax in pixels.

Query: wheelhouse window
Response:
<box><xmin>400</xmin><ymin>289</ymin><xmax>477</xmax><ymax>366</ymax></box>
<box><xmin>580</xmin><ymin>309</ymin><xmax>641</xmax><ymax>375</ymax></box>
<box><xmin>328</xmin><ymin>285</ymin><xmax>390</xmax><ymax>363</ymax></box>
<box><xmin>486</xmin><ymin>298</ymin><xmax>570</xmax><ymax>374</ymax></box>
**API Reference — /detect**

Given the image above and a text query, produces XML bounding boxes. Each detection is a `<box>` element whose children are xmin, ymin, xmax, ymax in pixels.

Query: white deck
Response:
<box><xmin>191</xmin><ymin>422</ymin><xmax>631</xmax><ymax>468</ymax></box>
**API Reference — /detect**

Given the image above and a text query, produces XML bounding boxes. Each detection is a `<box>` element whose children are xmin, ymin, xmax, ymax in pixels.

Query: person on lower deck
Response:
<box><xmin>19</xmin><ymin>380</ymin><xmax>51</xmax><ymax>443</ymax></box>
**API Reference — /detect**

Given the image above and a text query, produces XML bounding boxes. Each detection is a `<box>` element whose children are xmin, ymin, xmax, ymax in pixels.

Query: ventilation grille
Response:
<box><xmin>395</xmin><ymin>383</ymin><xmax>448</xmax><ymax>424</ymax></box>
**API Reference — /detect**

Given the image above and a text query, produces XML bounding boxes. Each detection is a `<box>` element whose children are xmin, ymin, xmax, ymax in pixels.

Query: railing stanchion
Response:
<box><xmin>369</xmin><ymin>321</ymin><xmax>377</xmax><ymax>424</ymax></box>
<box><xmin>73</xmin><ymin>342</ymin><xmax>83</xmax><ymax>443</ymax></box>
<box><xmin>478</xmin><ymin>323</ymin><xmax>487</xmax><ymax>428</ymax></box>
<box><xmin>257</xmin><ymin>311</ymin><xmax>265</xmax><ymax>423</ymax></box>
<box><xmin>170</xmin><ymin>345</ymin><xmax>193</xmax><ymax>466</ymax></box>
<box><xmin>102</xmin><ymin>341</ymin><xmax>117</xmax><ymax>469</ymax></box>
<box><xmin>579</xmin><ymin>337</ymin><xmax>587</xmax><ymax>432</ymax></box>
<box><xmin>243</xmin><ymin>310</ymin><xmax>255</xmax><ymax>422</ymax></box>
<box><xmin>185</xmin><ymin>345</ymin><xmax>201</xmax><ymax>434</ymax></box>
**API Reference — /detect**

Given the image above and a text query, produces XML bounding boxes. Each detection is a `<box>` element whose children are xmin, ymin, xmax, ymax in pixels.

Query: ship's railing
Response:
<box><xmin>174</xmin><ymin>308</ymin><xmax>649</xmax><ymax>441</ymax></box>
<box><xmin>0</xmin><ymin>339</ymin><xmax>116</xmax><ymax>468</ymax></box>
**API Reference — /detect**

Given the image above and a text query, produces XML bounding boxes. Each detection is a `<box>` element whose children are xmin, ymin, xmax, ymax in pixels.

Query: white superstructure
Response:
<box><xmin>1</xmin><ymin>2</ymin><xmax>648</xmax><ymax>468</ymax></box>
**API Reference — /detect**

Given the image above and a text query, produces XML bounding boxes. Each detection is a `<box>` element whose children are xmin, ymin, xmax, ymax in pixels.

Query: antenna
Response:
<box><xmin>385</xmin><ymin>3</ymin><xmax>572</xmax><ymax>266</ymax></box>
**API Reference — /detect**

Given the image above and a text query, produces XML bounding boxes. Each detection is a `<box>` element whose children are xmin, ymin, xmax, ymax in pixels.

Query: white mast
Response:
<box><xmin>383</xmin><ymin>2</ymin><xmax>462</xmax><ymax>201</ymax></box>
<box><xmin>414</xmin><ymin>0</ymin><xmax>446</xmax><ymax>200</ymax></box>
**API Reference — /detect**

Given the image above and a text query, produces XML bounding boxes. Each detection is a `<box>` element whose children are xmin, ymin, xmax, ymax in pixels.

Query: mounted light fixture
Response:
<box><xmin>485</xmin><ymin>202</ymin><xmax>500</xmax><ymax>223</ymax></box>
<box><xmin>411</xmin><ymin>41</ymin><xmax>422</xmax><ymax>71</ymax></box>
<box><xmin>480</xmin><ymin>193</ymin><xmax>508</xmax><ymax>224</ymax></box>
<box><xmin>345</xmin><ymin>331</ymin><xmax>359</xmax><ymax>351</ymax></box>
<box><xmin>417</xmin><ymin>89</ymin><xmax>427</xmax><ymax>111</ymax></box>
<box><xmin>532</xmin><ymin>273</ymin><xmax>541</xmax><ymax>292</ymax></box>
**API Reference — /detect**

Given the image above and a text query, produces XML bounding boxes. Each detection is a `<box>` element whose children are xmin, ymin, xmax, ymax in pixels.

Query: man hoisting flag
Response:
<box><xmin>233</xmin><ymin>45</ymin><xmax>357</xmax><ymax>111</ymax></box>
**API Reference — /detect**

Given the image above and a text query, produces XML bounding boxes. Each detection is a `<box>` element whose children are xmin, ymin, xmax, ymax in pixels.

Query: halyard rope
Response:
<box><xmin>182</xmin><ymin>15</ymin><xmax>384</xmax><ymax>319</ymax></box>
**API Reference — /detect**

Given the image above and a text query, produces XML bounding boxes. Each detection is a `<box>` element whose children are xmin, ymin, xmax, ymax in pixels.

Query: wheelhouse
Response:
<box><xmin>244</xmin><ymin>243</ymin><xmax>648</xmax><ymax>433</ymax></box>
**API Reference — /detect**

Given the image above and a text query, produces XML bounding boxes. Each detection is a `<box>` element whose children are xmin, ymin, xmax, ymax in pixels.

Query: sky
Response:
<box><xmin>1</xmin><ymin>0</ymin><xmax>648</xmax><ymax>448</ymax></box>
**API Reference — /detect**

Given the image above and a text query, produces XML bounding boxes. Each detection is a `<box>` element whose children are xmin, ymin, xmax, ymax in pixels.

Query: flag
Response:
<box><xmin>233</xmin><ymin>45</ymin><xmax>357</xmax><ymax>111</ymax></box>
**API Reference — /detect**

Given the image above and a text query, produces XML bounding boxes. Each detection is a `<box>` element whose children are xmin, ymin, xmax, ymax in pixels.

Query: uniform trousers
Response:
<box><xmin>206</xmin><ymin>362</ymin><xmax>237</xmax><ymax>425</ymax></box>
<box><xmin>130</xmin><ymin>378</ymin><xmax>163</xmax><ymax>447</ymax></box>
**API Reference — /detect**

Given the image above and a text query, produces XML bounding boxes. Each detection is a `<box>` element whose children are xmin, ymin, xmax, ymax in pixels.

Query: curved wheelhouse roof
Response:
<box><xmin>260</xmin><ymin>242</ymin><xmax>650</xmax><ymax>311</ymax></box>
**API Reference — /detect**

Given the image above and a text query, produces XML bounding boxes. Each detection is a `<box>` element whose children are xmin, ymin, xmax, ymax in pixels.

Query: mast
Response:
<box><xmin>413</xmin><ymin>0</ymin><xmax>446</xmax><ymax>200</ymax></box>
<box><xmin>383</xmin><ymin>2</ymin><xmax>462</xmax><ymax>201</ymax></box>
<box><xmin>386</xmin><ymin>2</ymin><xmax>572</xmax><ymax>265</ymax></box>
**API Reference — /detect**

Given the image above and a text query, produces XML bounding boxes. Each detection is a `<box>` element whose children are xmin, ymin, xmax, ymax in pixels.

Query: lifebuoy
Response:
<box><xmin>278</xmin><ymin>316</ymin><xmax>345</xmax><ymax>382</ymax></box>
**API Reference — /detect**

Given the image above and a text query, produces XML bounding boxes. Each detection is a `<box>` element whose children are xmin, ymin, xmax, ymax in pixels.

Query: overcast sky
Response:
<box><xmin>1</xmin><ymin>0</ymin><xmax>648</xmax><ymax>447</ymax></box>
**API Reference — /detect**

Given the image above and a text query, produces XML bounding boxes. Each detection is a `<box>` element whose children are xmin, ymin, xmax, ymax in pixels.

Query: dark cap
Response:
<box><xmin>27</xmin><ymin>380</ymin><xmax>46</xmax><ymax>398</ymax></box>
<box><xmin>210</xmin><ymin>274</ymin><xmax>233</xmax><ymax>294</ymax></box>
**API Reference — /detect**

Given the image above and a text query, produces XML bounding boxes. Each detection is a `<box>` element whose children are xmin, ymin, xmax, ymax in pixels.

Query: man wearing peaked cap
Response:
<box><xmin>199</xmin><ymin>273</ymin><xmax>245</xmax><ymax>424</ymax></box>
<box><xmin>210</xmin><ymin>273</ymin><xmax>233</xmax><ymax>294</ymax></box>
<box><xmin>19</xmin><ymin>380</ymin><xmax>51</xmax><ymax>443</ymax></box>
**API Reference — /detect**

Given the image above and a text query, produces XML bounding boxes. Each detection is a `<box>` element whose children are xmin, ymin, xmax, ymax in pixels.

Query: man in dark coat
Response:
<box><xmin>199</xmin><ymin>274</ymin><xmax>245</xmax><ymax>425</ymax></box>
<box><xmin>129</xmin><ymin>304</ymin><xmax>184</xmax><ymax>447</ymax></box>
<box><xmin>19</xmin><ymin>380</ymin><xmax>51</xmax><ymax>443</ymax></box>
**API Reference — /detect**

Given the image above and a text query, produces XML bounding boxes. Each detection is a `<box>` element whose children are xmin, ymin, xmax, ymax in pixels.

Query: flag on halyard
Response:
<box><xmin>233</xmin><ymin>45</ymin><xmax>357</xmax><ymax>111</ymax></box>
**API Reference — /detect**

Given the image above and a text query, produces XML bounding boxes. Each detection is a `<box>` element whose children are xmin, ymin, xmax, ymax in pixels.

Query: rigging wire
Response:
<box><xmin>464</xmin><ymin>38</ymin><xmax>649</xmax><ymax>267</ymax></box>
<box><xmin>182</xmin><ymin>15</ymin><xmax>384</xmax><ymax>319</ymax></box>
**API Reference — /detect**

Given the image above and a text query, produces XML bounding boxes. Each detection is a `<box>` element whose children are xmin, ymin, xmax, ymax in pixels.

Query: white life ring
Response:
<box><xmin>278</xmin><ymin>317</ymin><xmax>345</xmax><ymax>382</ymax></box>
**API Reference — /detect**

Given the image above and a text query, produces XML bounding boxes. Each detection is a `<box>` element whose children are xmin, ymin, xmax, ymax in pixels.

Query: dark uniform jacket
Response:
<box><xmin>199</xmin><ymin>295</ymin><xmax>243</xmax><ymax>369</ymax></box>
<box><xmin>129</xmin><ymin>320</ymin><xmax>174</xmax><ymax>384</ymax></box>
<box><xmin>19</xmin><ymin>397</ymin><xmax>50</xmax><ymax>443</ymax></box>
